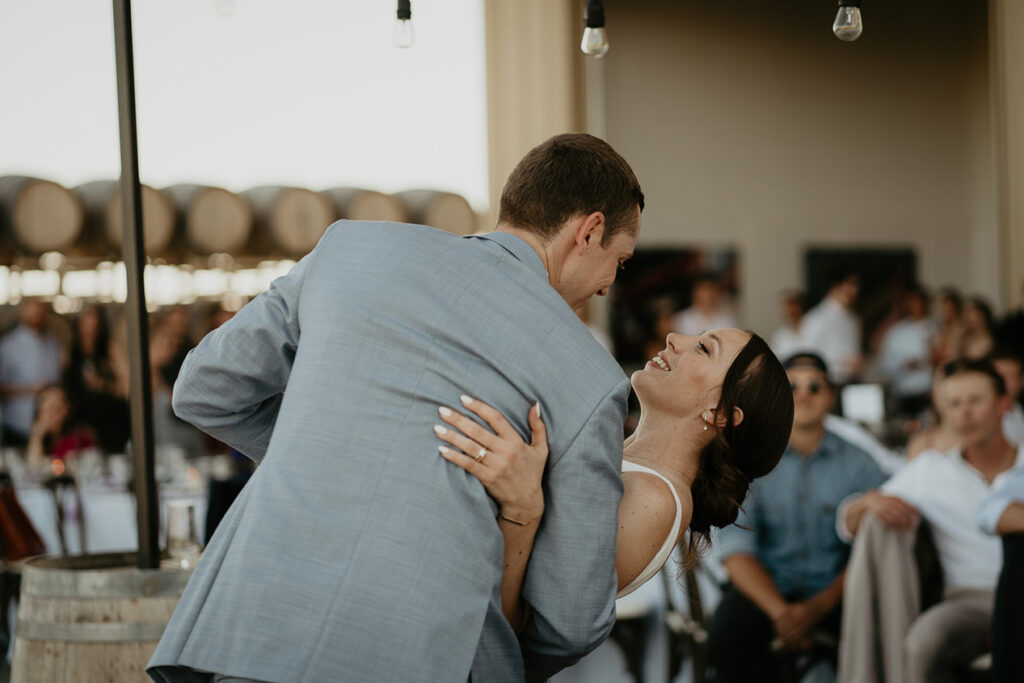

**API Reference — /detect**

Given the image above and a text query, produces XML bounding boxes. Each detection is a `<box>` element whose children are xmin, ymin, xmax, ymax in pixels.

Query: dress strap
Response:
<box><xmin>617</xmin><ymin>460</ymin><xmax>684</xmax><ymax>598</ymax></box>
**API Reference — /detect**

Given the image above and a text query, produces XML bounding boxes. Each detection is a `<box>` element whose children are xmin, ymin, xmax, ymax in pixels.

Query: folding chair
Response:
<box><xmin>44</xmin><ymin>474</ymin><xmax>86</xmax><ymax>556</ymax></box>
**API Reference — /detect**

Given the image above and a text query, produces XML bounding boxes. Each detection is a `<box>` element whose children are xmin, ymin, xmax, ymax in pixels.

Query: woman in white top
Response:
<box><xmin>434</xmin><ymin>329</ymin><xmax>794</xmax><ymax>630</ymax></box>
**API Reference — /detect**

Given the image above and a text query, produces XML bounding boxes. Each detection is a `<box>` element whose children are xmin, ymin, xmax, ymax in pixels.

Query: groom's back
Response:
<box><xmin>291</xmin><ymin>221</ymin><xmax>620</xmax><ymax>465</ymax></box>
<box><xmin>150</xmin><ymin>220</ymin><xmax>629</xmax><ymax>683</ymax></box>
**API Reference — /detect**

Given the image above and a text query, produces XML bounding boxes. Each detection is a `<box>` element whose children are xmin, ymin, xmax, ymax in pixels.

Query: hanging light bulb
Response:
<box><xmin>394</xmin><ymin>0</ymin><xmax>414</xmax><ymax>48</ymax></box>
<box><xmin>833</xmin><ymin>0</ymin><xmax>863</xmax><ymax>42</ymax></box>
<box><xmin>581</xmin><ymin>0</ymin><xmax>609</xmax><ymax>57</ymax></box>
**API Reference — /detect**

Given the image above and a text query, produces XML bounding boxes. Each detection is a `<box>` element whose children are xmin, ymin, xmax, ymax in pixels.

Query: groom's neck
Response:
<box><xmin>494</xmin><ymin>223</ymin><xmax>572</xmax><ymax>298</ymax></box>
<box><xmin>495</xmin><ymin>223</ymin><xmax>552</xmax><ymax>270</ymax></box>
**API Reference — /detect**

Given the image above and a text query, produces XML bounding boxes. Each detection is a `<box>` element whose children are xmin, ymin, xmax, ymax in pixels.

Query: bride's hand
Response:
<box><xmin>435</xmin><ymin>396</ymin><xmax>548</xmax><ymax>525</ymax></box>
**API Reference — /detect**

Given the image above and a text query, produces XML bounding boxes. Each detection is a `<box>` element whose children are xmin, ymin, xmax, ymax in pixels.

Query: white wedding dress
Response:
<box><xmin>616</xmin><ymin>460</ymin><xmax>684</xmax><ymax>598</ymax></box>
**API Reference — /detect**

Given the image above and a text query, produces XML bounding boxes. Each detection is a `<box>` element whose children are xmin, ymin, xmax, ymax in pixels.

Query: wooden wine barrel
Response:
<box><xmin>164</xmin><ymin>184</ymin><xmax>253</xmax><ymax>255</ymax></box>
<box><xmin>244</xmin><ymin>186</ymin><xmax>336</xmax><ymax>258</ymax></box>
<box><xmin>11</xmin><ymin>552</ymin><xmax>193</xmax><ymax>683</ymax></box>
<box><xmin>395</xmin><ymin>190</ymin><xmax>478</xmax><ymax>236</ymax></box>
<box><xmin>0</xmin><ymin>177</ymin><xmax>84</xmax><ymax>255</ymax></box>
<box><xmin>321</xmin><ymin>188</ymin><xmax>407</xmax><ymax>223</ymax></box>
<box><xmin>74</xmin><ymin>181</ymin><xmax>176</xmax><ymax>257</ymax></box>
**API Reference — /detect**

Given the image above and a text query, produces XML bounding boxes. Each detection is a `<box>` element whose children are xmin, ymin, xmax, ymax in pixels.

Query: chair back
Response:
<box><xmin>914</xmin><ymin>518</ymin><xmax>945</xmax><ymax>611</ymax></box>
<box><xmin>44</xmin><ymin>474</ymin><xmax>86</xmax><ymax>556</ymax></box>
<box><xmin>0</xmin><ymin>472</ymin><xmax>46</xmax><ymax>561</ymax></box>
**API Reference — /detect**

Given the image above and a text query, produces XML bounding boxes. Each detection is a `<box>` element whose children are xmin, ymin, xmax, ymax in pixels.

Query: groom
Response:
<box><xmin>148</xmin><ymin>134</ymin><xmax>644</xmax><ymax>683</ymax></box>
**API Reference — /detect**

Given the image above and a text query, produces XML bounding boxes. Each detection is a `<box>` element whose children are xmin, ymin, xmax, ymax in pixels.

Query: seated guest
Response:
<box><xmin>151</xmin><ymin>305</ymin><xmax>195</xmax><ymax>390</ymax></box>
<box><xmin>932</xmin><ymin>287</ymin><xmax>964</xmax><ymax>365</ymax></box>
<box><xmin>642</xmin><ymin>298</ymin><xmax>679</xmax><ymax>366</ymax></box>
<box><xmin>64</xmin><ymin>305</ymin><xmax>115</xmax><ymax>397</ymax></box>
<box><xmin>878</xmin><ymin>285</ymin><xmax>936</xmax><ymax>418</ymax></box>
<box><xmin>63</xmin><ymin>305</ymin><xmax>129</xmax><ymax>453</ymax></box>
<box><xmin>800</xmin><ymin>268</ymin><xmax>863</xmax><ymax>385</ymax></box>
<box><xmin>837</xmin><ymin>358</ymin><xmax>1021</xmax><ymax>683</ymax></box>
<box><xmin>770</xmin><ymin>290</ymin><xmax>806</xmax><ymax>361</ymax></box>
<box><xmin>0</xmin><ymin>299</ymin><xmax>62</xmax><ymax>447</ymax></box>
<box><xmin>960</xmin><ymin>296</ymin><xmax>996</xmax><ymax>359</ymax></box>
<box><xmin>995</xmin><ymin>280</ymin><xmax>1024</xmax><ymax>352</ymax></box>
<box><xmin>824</xmin><ymin>413</ymin><xmax>904</xmax><ymax>475</ymax></box>
<box><xmin>976</xmin><ymin>464</ymin><xmax>1024</xmax><ymax>683</ymax></box>
<box><xmin>905</xmin><ymin>364</ymin><xmax>961</xmax><ymax>461</ymax></box>
<box><xmin>149</xmin><ymin>316</ymin><xmax>203</xmax><ymax>456</ymax></box>
<box><xmin>991</xmin><ymin>346</ymin><xmax>1024</xmax><ymax>445</ymax></box>
<box><xmin>672</xmin><ymin>274</ymin><xmax>738</xmax><ymax>337</ymax></box>
<box><xmin>26</xmin><ymin>384</ymin><xmax>94</xmax><ymax>473</ymax></box>
<box><xmin>707</xmin><ymin>353</ymin><xmax>886</xmax><ymax>683</ymax></box>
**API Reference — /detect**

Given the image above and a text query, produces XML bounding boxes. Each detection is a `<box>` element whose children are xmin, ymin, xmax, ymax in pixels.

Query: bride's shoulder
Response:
<box><xmin>621</xmin><ymin>463</ymin><xmax>687</xmax><ymax>518</ymax></box>
<box><xmin>618</xmin><ymin>464</ymin><xmax>692</xmax><ymax>582</ymax></box>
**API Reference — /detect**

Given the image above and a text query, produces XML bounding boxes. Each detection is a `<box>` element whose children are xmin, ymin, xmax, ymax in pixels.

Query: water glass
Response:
<box><xmin>165</xmin><ymin>499</ymin><xmax>201</xmax><ymax>569</ymax></box>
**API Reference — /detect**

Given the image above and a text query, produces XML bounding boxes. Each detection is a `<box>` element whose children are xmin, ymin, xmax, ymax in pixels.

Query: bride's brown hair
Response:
<box><xmin>685</xmin><ymin>333</ymin><xmax>793</xmax><ymax>557</ymax></box>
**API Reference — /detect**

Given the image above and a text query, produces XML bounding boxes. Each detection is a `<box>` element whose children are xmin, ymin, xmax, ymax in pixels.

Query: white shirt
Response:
<box><xmin>1003</xmin><ymin>403</ymin><xmax>1024</xmax><ymax>446</ymax></box>
<box><xmin>672</xmin><ymin>307</ymin><xmax>738</xmax><ymax>337</ymax></box>
<box><xmin>800</xmin><ymin>298</ymin><xmax>860</xmax><ymax>384</ymax></box>
<box><xmin>0</xmin><ymin>324</ymin><xmax>61</xmax><ymax>436</ymax></box>
<box><xmin>825</xmin><ymin>414</ymin><xmax>905</xmax><ymax>475</ymax></box>
<box><xmin>977</xmin><ymin>463</ymin><xmax>1024</xmax><ymax>534</ymax></box>
<box><xmin>878</xmin><ymin>317</ymin><xmax>936</xmax><ymax>397</ymax></box>
<box><xmin>840</xmin><ymin>447</ymin><xmax>1023</xmax><ymax>590</ymax></box>
<box><xmin>770</xmin><ymin>324</ymin><xmax>803</xmax><ymax>361</ymax></box>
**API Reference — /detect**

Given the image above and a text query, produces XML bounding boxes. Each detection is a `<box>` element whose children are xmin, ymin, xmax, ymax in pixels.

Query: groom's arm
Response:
<box><xmin>171</xmin><ymin>250</ymin><xmax>314</xmax><ymax>462</ymax></box>
<box><xmin>517</xmin><ymin>378</ymin><xmax>629</xmax><ymax>681</ymax></box>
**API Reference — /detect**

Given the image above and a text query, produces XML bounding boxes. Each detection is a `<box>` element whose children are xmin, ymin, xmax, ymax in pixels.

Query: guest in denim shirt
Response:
<box><xmin>0</xmin><ymin>299</ymin><xmax>62</xmax><ymax>447</ymax></box>
<box><xmin>707</xmin><ymin>353</ymin><xmax>886</xmax><ymax>683</ymax></box>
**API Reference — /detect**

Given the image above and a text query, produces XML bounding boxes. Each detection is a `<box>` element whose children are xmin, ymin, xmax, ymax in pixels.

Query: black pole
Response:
<box><xmin>112</xmin><ymin>0</ymin><xmax>160</xmax><ymax>569</ymax></box>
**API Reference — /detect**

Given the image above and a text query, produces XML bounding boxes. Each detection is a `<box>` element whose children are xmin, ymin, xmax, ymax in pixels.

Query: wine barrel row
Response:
<box><xmin>0</xmin><ymin>177</ymin><xmax>479</xmax><ymax>264</ymax></box>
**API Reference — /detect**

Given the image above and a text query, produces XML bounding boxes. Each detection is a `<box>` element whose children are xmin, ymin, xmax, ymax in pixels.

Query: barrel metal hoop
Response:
<box><xmin>22</xmin><ymin>557</ymin><xmax>193</xmax><ymax>599</ymax></box>
<box><xmin>15</xmin><ymin>620</ymin><xmax>167</xmax><ymax>642</ymax></box>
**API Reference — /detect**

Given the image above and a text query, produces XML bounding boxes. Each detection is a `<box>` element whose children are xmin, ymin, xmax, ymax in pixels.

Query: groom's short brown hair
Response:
<box><xmin>498</xmin><ymin>133</ymin><xmax>644</xmax><ymax>246</ymax></box>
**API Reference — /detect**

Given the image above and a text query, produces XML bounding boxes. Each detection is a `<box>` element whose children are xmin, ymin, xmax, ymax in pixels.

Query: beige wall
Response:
<box><xmin>991</xmin><ymin>0</ymin><xmax>1024</xmax><ymax>309</ymax></box>
<box><xmin>484</xmin><ymin>0</ymin><xmax>584</xmax><ymax>230</ymax></box>
<box><xmin>600</xmin><ymin>0</ymin><xmax>997</xmax><ymax>335</ymax></box>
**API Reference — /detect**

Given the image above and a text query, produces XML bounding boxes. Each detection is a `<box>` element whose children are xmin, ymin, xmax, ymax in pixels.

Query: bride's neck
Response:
<box><xmin>624</xmin><ymin>415</ymin><xmax>702</xmax><ymax>490</ymax></box>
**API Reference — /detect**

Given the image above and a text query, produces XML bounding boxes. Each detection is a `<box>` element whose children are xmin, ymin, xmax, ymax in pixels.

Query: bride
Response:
<box><xmin>434</xmin><ymin>329</ymin><xmax>793</xmax><ymax>630</ymax></box>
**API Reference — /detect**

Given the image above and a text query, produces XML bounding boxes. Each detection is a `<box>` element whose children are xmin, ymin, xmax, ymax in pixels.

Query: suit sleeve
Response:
<box><xmin>170</xmin><ymin>251</ymin><xmax>313</xmax><ymax>462</ymax></box>
<box><xmin>518</xmin><ymin>377</ymin><xmax>629</xmax><ymax>681</ymax></box>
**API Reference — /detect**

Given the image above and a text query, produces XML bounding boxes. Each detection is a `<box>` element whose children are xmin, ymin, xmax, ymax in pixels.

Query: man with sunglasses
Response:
<box><xmin>707</xmin><ymin>353</ymin><xmax>887</xmax><ymax>683</ymax></box>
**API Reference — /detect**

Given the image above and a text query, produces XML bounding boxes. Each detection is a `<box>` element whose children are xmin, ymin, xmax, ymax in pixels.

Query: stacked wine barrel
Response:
<box><xmin>0</xmin><ymin>176</ymin><xmax>480</xmax><ymax>267</ymax></box>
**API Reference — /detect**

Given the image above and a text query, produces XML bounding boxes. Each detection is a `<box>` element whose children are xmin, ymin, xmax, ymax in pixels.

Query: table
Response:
<box><xmin>16</xmin><ymin>483</ymin><xmax>207</xmax><ymax>556</ymax></box>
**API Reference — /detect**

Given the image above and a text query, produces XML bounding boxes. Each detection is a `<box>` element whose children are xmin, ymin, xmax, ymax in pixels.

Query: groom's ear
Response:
<box><xmin>572</xmin><ymin>211</ymin><xmax>606</xmax><ymax>254</ymax></box>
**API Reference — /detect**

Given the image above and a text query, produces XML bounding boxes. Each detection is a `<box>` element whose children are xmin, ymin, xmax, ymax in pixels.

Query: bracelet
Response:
<box><xmin>498</xmin><ymin>512</ymin><xmax>541</xmax><ymax>526</ymax></box>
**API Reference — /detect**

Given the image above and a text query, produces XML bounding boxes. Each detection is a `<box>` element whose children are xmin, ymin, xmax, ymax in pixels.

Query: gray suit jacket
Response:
<box><xmin>148</xmin><ymin>221</ymin><xmax>629</xmax><ymax>683</ymax></box>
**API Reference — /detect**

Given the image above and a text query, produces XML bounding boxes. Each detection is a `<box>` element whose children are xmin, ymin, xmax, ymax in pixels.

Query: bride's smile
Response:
<box><xmin>633</xmin><ymin>329</ymin><xmax>752</xmax><ymax>418</ymax></box>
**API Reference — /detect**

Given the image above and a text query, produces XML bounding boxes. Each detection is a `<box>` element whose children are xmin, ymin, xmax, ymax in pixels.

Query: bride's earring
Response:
<box><xmin>702</xmin><ymin>410</ymin><xmax>709</xmax><ymax>431</ymax></box>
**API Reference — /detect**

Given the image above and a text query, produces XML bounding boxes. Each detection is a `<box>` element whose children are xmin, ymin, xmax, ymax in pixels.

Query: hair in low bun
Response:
<box><xmin>685</xmin><ymin>333</ymin><xmax>793</xmax><ymax>558</ymax></box>
<box><xmin>689</xmin><ymin>448</ymin><xmax>748</xmax><ymax>534</ymax></box>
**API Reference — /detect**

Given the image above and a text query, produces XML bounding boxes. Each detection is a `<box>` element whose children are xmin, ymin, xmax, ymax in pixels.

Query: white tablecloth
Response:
<box><xmin>16</xmin><ymin>484</ymin><xmax>207</xmax><ymax>556</ymax></box>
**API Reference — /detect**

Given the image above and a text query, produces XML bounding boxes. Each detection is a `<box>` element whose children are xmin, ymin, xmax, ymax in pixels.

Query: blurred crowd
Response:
<box><xmin>3</xmin><ymin>266</ymin><xmax>1024</xmax><ymax>682</ymax></box>
<box><xmin>594</xmin><ymin>268</ymin><xmax>1023</xmax><ymax>682</ymax></box>
<box><xmin>625</xmin><ymin>266</ymin><xmax>1023</xmax><ymax>443</ymax></box>
<box><xmin>0</xmin><ymin>298</ymin><xmax>239</xmax><ymax>476</ymax></box>
<box><xmin>766</xmin><ymin>270</ymin><xmax>1024</xmax><ymax>448</ymax></box>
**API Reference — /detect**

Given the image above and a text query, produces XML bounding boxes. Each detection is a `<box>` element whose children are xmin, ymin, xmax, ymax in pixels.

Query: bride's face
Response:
<box><xmin>632</xmin><ymin>328</ymin><xmax>751</xmax><ymax>419</ymax></box>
